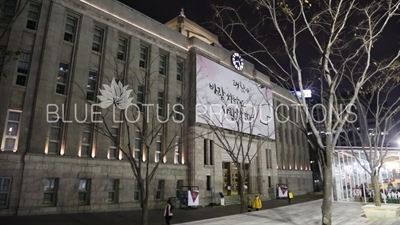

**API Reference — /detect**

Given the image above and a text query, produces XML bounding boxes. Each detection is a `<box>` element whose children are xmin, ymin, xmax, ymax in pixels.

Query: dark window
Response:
<box><xmin>139</xmin><ymin>45</ymin><xmax>148</xmax><ymax>68</ymax></box>
<box><xmin>206</xmin><ymin>176</ymin><xmax>211</xmax><ymax>191</ymax></box>
<box><xmin>108</xmin><ymin>179</ymin><xmax>119</xmax><ymax>203</ymax></box>
<box><xmin>26</xmin><ymin>3</ymin><xmax>40</xmax><ymax>30</ymax></box>
<box><xmin>64</xmin><ymin>16</ymin><xmax>77</xmax><ymax>43</ymax></box>
<box><xmin>86</xmin><ymin>71</ymin><xmax>98</xmax><ymax>101</ymax></box>
<box><xmin>117</xmin><ymin>37</ymin><xmax>127</xmax><ymax>61</ymax></box>
<box><xmin>78</xmin><ymin>179</ymin><xmax>90</xmax><ymax>205</ymax></box>
<box><xmin>43</xmin><ymin>178</ymin><xmax>58</xmax><ymax>205</ymax></box>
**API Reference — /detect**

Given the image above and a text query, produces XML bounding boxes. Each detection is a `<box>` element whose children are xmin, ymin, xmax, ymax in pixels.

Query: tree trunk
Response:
<box><xmin>371</xmin><ymin>172</ymin><xmax>381</xmax><ymax>206</ymax></box>
<box><xmin>238</xmin><ymin>174</ymin><xmax>247</xmax><ymax>213</ymax></box>
<box><xmin>141</xmin><ymin>198</ymin><xmax>149</xmax><ymax>225</ymax></box>
<box><xmin>321</xmin><ymin>147</ymin><xmax>333</xmax><ymax>225</ymax></box>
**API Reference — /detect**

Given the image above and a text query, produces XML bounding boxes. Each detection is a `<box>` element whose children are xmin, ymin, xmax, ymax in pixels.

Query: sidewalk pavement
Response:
<box><xmin>0</xmin><ymin>194</ymin><xmax>322</xmax><ymax>225</ymax></box>
<box><xmin>176</xmin><ymin>199</ymin><xmax>400</xmax><ymax>225</ymax></box>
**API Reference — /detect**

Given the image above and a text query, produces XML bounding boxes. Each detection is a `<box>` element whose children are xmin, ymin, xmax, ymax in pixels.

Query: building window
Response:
<box><xmin>2</xmin><ymin>111</ymin><xmax>21</xmax><ymax>151</ymax></box>
<box><xmin>0</xmin><ymin>177</ymin><xmax>11</xmax><ymax>208</ymax></box>
<box><xmin>139</xmin><ymin>45</ymin><xmax>148</xmax><ymax>68</ymax></box>
<box><xmin>78</xmin><ymin>179</ymin><xmax>90</xmax><ymax>205</ymax></box>
<box><xmin>157</xmin><ymin>91</ymin><xmax>164</xmax><ymax>117</ymax></box>
<box><xmin>159</xmin><ymin>54</ymin><xmax>167</xmax><ymax>75</ymax></box>
<box><xmin>206</xmin><ymin>176</ymin><xmax>211</xmax><ymax>191</ymax></box>
<box><xmin>176</xmin><ymin>61</ymin><xmax>183</xmax><ymax>81</ymax></box>
<box><xmin>0</xmin><ymin>0</ymin><xmax>16</xmax><ymax>24</ymax></box>
<box><xmin>92</xmin><ymin>27</ymin><xmax>103</xmax><ymax>52</ymax></box>
<box><xmin>56</xmin><ymin>62</ymin><xmax>69</xmax><ymax>95</ymax></box>
<box><xmin>26</xmin><ymin>3</ymin><xmax>40</xmax><ymax>30</ymax></box>
<box><xmin>15</xmin><ymin>52</ymin><xmax>31</xmax><ymax>86</ymax></box>
<box><xmin>134</xmin><ymin>131</ymin><xmax>141</xmax><ymax>160</ymax></box>
<box><xmin>174</xmin><ymin>136</ymin><xmax>181</xmax><ymax>164</ymax></box>
<box><xmin>209</xmin><ymin>140</ymin><xmax>214</xmax><ymax>165</ymax></box>
<box><xmin>155</xmin><ymin>134</ymin><xmax>162</xmax><ymax>162</ymax></box>
<box><xmin>43</xmin><ymin>178</ymin><xmax>58</xmax><ymax>205</ymax></box>
<box><xmin>136</xmin><ymin>85</ymin><xmax>144</xmax><ymax>113</ymax></box>
<box><xmin>48</xmin><ymin>119</ymin><xmax>62</xmax><ymax>154</ymax></box>
<box><xmin>268</xmin><ymin>176</ymin><xmax>272</xmax><ymax>188</ymax></box>
<box><xmin>203</xmin><ymin>139</ymin><xmax>208</xmax><ymax>165</ymax></box>
<box><xmin>108</xmin><ymin>179</ymin><xmax>119</xmax><ymax>203</ymax></box>
<box><xmin>64</xmin><ymin>16</ymin><xmax>77</xmax><ymax>43</ymax></box>
<box><xmin>203</xmin><ymin>139</ymin><xmax>213</xmax><ymax>165</ymax></box>
<box><xmin>81</xmin><ymin>124</ymin><xmax>93</xmax><ymax>157</ymax></box>
<box><xmin>156</xmin><ymin>180</ymin><xmax>165</xmax><ymax>200</ymax></box>
<box><xmin>175</xmin><ymin>97</ymin><xmax>183</xmax><ymax>121</ymax></box>
<box><xmin>86</xmin><ymin>71</ymin><xmax>98</xmax><ymax>101</ymax></box>
<box><xmin>134</xmin><ymin>180</ymin><xmax>140</xmax><ymax>201</ymax></box>
<box><xmin>176</xmin><ymin>180</ymin><xmax>183</xmax><ymax>198</ymax></box>
<box><xmin>109</xmin><ymin>128</ymin><xmax>119</xmax><ymax>159</ymax></box>
<box><xmin>117</xmin><ymin>37</ymin><xmax>127</xmax><ymax>61</ymax></box>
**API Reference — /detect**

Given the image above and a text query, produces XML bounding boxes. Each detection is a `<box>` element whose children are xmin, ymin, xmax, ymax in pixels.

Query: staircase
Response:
<box><xmin>224</xmin><ymin>194</ymin><xmax>270</xmax><ymax>206</ymax></box>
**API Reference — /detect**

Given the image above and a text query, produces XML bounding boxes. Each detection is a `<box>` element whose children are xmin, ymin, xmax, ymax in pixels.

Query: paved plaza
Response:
<box><xmin>176</xmin><ymin>199</ymin><xmax>400</xmax><ymax>225</ymax></box>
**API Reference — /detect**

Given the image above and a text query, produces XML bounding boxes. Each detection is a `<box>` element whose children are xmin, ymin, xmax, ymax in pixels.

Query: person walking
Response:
<box><xmin>288</xmin><ymin>191</ymin><xmax>294</xmax><ymax>204</ymax></box>
<box><xmin>247</xmin><ymin>196</ymin><xmax>252</xmax><ymax>212</ymax></box>
<box><xmin>252</xmin><ymin>195</ymin><xmax>262</xmax><ymax>211</ymax></box>
<box><xmin>164</xmin><ymin>199</ymin><xmax>173</xmax><ymax>225</ymax></box>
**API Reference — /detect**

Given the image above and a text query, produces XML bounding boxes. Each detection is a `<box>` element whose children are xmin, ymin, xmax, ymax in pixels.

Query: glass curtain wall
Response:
<box><xmin>332</xmin><ymin>150</ymin><xmax>371</xmax><ymax>202</ymax></box>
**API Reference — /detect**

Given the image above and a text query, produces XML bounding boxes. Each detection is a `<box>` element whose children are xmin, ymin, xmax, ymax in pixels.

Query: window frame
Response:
<box><xmin>176</xmin><ymin>61</ymin><xmax>183</xmax><ymax>81</ymax></box>
<box><xmin>64</xmin><ymin>16</ymin><xmax>78</xmax><ymax>43</ymax></box>
<box><xmin>48</xmin><ymin>119</ymin><xmax>62</xmax><ymax>154</ymax></box>
<box><xmin>175</xmin><ymin>97</ymin><xmax>183</xmax><ymax>121</ymax></box>
<box><xmin>174</xmin><ymin>136</ymin><xmax>181</xmax><ymax>164</ymax></box>
<box><xmin>159</xmin><ymin>53</ymin><xmax>167</xmax><ymax>75</ymax></box>
<box><xmin>0</xmin><ymin>177</ymin><xmax>12</xmax><ymax>208</ymax></box>
<box><xmin>86</xmin><ymin>70</ymin><xmax>99</xmax><ymax>102</ymax></box>
<box><xmin>43</xmin><ymin>178</ymin><xmax>58</xmax><ymax>206</ymax></box>
<box><xmin>80</xmin><ymin>124</ymin><xmax>93</xmax><ymax>157</ymax></box>
<box><xmin>56</xmin><ymin>62</ymin><xmax>70</xmax><ymax>95</ymax></box>
<box><xmin>109</xmin><ymin>127</ymin><xmax>119</xmax><ymax>159</ymax></box>
<box><xmin>176</xmin><ymin>180</ymin><xmax>183</xmax><ymax>198</ymax></box>
<box><xmin>155</xmin><ymin>134</ymin><xmax>162</xmax><ymax>162</ymax></box>
<box><xmin>0</xmin><ymin>0</ymin><xmax>17</xmax><ymax>24</ymax></box>
<box><xmin>117</xmin><ymin>37</ymin><xmax>127</xmax><ymax>61</ymax></box>
<box><xmin>157</xmin><ymin>91</ymin><xmax>164</xmax><ymax>117</ymax></box>
<box><xmin>15</xmin><ymin>52</ymin><xmax>31</xmax><ymax>86</ymax></box>
<box><xmin>1</xmin><ymin>110</ymin><xmax>22</xmax><ymax>152</ymax></box>
<box><xmin>139</xmin><ymin>45</ymin><xmax>148</xmax><ymax>69</ymax></box>
<box><xmin>26</xmin><ymin>3</ymin><xmax>41</xmax><ymax>30</ymax></box>
<box><xmin>155</xmin><ymin>180</ymin><xmax>165</xmax><ymax>200</ymax></box>
<box><xmin>136</xmin><ymin>85</ymin><xmax>144</xmax><ymax>113</ymax></box>
<box><xmin>134</xmin><ymin>180</ymin><xmax>141</xmax><ymax>201</ymax></box>
<box><xmin>92</xmin><ymin>27</ymin><xmax>104</xmax><ymax>52</ymax></box>
<box><xmin>78</xmin><ymin>179</ymin><xmax>91</xmax><ymax>205</ymax></box>
<box><xmin>108</xmin><ymin>179</ymin><xmax>119</xmax><ymax>204</ymax></box>
<box><xmin>134</xmin><ymin>131</ymin><xmax>142</xmax><ymax>160</ymax></box>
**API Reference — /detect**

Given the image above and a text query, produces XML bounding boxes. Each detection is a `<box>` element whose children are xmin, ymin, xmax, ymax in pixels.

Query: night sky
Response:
<box><xmin>118</xmin><ymin>0</ymin><xmax>400</xmax><ymax>90</ymax></box>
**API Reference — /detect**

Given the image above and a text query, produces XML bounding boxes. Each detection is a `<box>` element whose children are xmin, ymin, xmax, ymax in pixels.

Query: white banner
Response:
<box><xmin>187</xmin><ymin>190</ymin><xmax>199</xmax><ymax>206</ymax></box>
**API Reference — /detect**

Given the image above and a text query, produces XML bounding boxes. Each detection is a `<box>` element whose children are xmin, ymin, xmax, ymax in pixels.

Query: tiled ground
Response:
<box><xmin>176</xmin><ymin>200</ymin><xmax>400</xmax><ymax>225</ymax></box>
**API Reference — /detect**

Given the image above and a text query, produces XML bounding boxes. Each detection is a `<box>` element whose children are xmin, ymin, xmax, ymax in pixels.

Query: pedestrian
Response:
<box><xmin>288</xmin><ymin>190</ymin><xmax>294</xmax><ymax>204</ymax></box>
<box><xmin>164</xmin><ymin>199</ymin><xmax>173</xmax><ymax>225</ymax></box>
<box><xmin>252</xmin><ymin>195</ymin><xmax>262</xmax><ymax>211</ymax></box>
<box><xmin>247</xmin><ymin>196</ymin><xmax>252</xmax><ymax>212</ymax></box>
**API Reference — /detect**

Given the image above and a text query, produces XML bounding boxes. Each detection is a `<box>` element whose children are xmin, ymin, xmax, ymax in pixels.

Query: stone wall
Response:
<box><xmin>12</xmin><ymin>154</ymin><xmax>188</xmax><ymax>215</ymax></box>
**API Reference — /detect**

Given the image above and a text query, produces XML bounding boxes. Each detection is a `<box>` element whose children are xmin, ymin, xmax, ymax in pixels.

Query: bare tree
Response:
<box><xmin>75</xmin><ymin>51</ymin><xmax>197</xmax><ymax>225</ymax></box>
<box><xmin>0</xmin><ymin>0</ymin><xmax>30</xmax><ymax>79</ymax></box>
<box><xmin>342</xmin><ymin>66</ymin><xmax>400</xmax><ymax>207</ymax></box>
<box><xmin>196</xmin><ymin>77</ymin><xmax>275</xmax><ymax>213</ymax></box>
<box><xmin>211</xmin><ymin>0</ymin><xmax>400</xmax><ymax>224</ymax></box>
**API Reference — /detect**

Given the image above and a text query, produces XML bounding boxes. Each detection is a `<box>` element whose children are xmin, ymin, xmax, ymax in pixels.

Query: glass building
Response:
<box><xmin>332</xmin><ymin>147</ymin><xmax>400</xmax><ymax>202</ymax></box>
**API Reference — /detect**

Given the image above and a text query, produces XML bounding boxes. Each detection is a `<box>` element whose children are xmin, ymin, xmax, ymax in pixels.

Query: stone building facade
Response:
<box><xmin>0</xmin><ymin>0</ymin><xmax>312</xmax><ymax>216</ymax></box>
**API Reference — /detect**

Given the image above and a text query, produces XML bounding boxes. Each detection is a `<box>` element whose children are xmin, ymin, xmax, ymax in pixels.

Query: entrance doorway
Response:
<box><xmin>222</xmin><ymin>162</ymin><xmax>249</xmax><ymax>196</ymax></box>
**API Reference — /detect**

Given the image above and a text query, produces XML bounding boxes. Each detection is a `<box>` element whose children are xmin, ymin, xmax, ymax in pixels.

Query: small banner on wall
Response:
<box><xmin>277</xmin><ymin>184</ymin><xmax>288</xmax><ymax>198</ymax></box>
<box><xmin>188</xmin><ymin>190</ymin><xmax>200</xmax><ymax>206</ymax></box>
